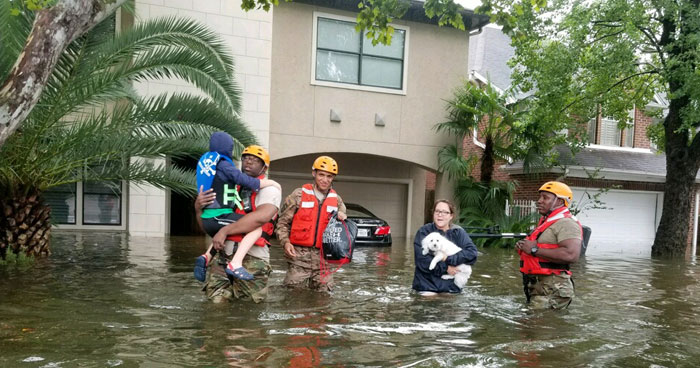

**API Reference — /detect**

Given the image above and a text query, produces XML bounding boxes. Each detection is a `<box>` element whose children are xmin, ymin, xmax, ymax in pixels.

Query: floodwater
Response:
<box><xmin>1</xmin><ymin>232</ymin><xmax>700</xmax><ymax>367</ymax></box>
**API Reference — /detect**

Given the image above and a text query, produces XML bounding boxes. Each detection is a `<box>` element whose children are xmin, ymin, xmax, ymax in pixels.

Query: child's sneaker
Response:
<box><xmin>194</xmin><ymin>254</ymin><xmax>210</xmax><ymax>282</ymax></box>
<box><xmin>225</xmin><ymin>264</ymin><xmax>254</xmax><ymax>281</ymax></box>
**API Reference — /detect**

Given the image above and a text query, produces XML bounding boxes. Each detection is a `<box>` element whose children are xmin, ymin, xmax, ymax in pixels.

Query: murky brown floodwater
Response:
<box><xmin>1</xmin><ymin>231</ymin><xmax>700</xmax><ymax>367</ymax></box>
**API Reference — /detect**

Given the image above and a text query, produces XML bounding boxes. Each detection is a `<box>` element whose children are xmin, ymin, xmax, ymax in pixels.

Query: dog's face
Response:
<box><xmin>422</xmin><ymin>232</ymin><xmax>445</xmax><ymax>253</ymax></box>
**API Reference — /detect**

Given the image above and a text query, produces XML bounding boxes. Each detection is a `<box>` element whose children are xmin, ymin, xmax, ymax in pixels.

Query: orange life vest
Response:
<box><xmin>289</xmin><ymin>184</ymin><xmax>339</xmax><ymax>248</ymax></box>
<box><xmin>225</xmin><ymin>175</ymin><xmax>276</xmax><ymax>247</ymax></box>
<box><xmin>519</xmin><ymin>206</ymin><xmax>582</xmax><ymax>275</ymax></box>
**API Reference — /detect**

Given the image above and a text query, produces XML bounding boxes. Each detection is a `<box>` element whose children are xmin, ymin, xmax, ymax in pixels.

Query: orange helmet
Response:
<box><xmin>312</xmin><ymin>155</ymin><xmax>338</xmax><ymax>175</ymax></box>
<box><xmin>242</xmin><ymin>145</ymin><xmax>270</xmax><ymax>167</ymax></box>
<box><xmin>539</xmin><ymin>181</ymin><xmax>573</xmax><ymax>207</ymax></box>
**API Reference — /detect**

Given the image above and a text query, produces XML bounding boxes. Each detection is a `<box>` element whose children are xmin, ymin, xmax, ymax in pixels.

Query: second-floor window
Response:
<box><xmin>588</xmin><ymin>114</ymin><xmax>634</xmax><ymax>147</ymax></box>
<box><xmin>313</xmin><ymin>14</ymin><xmax>407</xmax><ymax>92</ymax></box>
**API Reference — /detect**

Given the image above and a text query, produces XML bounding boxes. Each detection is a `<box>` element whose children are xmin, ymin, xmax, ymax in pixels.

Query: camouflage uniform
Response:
<box><xmin>524</xmin><ymin>218</ymin><xmax>581</xmax><ymax>310</ymax></box>
<box><xmin>275</xmin><ymin>186</ymin><xmax>345</xmax><ymax>292</ymax></box>
<box><xmin>283</xmin><ymin>246</ymin><xmax>333</xmax><ymax>291</ymax></box>
<box><xmin>523</xmin><ymin>273</ymin><xmax>575</xmax><ymax>310</ymax></box>
<box><xmin>203</xmin><ymin>241</ymin><xmax>271</xmax><ymax>303</ymax></box>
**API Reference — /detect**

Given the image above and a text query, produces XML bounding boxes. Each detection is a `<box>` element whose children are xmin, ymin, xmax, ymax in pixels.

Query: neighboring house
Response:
<box><xmin>46</xmin><ymin>0</ymin><xmax>490</xmax><ymax>240</ymax></box>
<box><xmin>467</xmin><ymin>25</ymin><xmax>700</xmax><ymax>256</ymax></box>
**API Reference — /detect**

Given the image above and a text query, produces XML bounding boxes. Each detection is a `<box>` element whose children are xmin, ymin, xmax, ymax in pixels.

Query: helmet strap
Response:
<box><xmin>254</xmin><ymin>165</ymin><xmax>266</xmax><ymax>178</ymax></box>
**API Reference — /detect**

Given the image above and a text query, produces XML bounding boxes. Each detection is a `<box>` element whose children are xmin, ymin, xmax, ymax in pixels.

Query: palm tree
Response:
<box><xmin>0</xmin><ymin>5</ymin><xmax>256</xmax><ymax>260</ymax></box>
<box><xmin>434</xmin><ymin>81</ymin><xmax>528</xmax><ymax>184</ymax></box>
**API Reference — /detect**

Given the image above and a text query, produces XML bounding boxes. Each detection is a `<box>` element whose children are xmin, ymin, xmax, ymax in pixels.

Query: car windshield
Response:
<box><xmin>345</xmin><ymin>205</ymin><xmax>375</xmax><ymax>218</ymax></box>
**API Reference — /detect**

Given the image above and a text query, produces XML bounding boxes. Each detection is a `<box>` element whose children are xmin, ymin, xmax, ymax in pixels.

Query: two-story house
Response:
<box><xmin>46</xmin><ymin>0</ymin><xmax>490</xmax><ymax>240</ymax></box>
<box><xmin>467</xmin><ymin>25</ymin><xmax>700</xmax><ymax>256</ymax></box>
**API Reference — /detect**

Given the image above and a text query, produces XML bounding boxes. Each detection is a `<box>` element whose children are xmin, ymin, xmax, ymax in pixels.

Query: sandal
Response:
<box><xmin>225</xmin><ymin>266</ymin><xmax>254</xmax><ymax>281</ymax></box>
<box><xmin>193</xmin><ymin>255</ymin><xmax>208</xmax><ymax>282</ymax></box>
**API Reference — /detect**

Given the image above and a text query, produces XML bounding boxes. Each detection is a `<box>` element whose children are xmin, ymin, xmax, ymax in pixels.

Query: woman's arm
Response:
<box><xmin>413</xmin><ymin>226</ymin><xmax>449</xmax><ymax>275</ymax></box>
<box><xmin>445</xmin><ymin>228</ymin><xmax>478</xmax><ymax>266</ymax></box>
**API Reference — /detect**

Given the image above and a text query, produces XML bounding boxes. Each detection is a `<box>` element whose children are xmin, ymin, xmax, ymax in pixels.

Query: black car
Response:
<box><xmin>345</xmin><ymin>203</ymin><xmax>392</xmax><ymax>246</ymax></box>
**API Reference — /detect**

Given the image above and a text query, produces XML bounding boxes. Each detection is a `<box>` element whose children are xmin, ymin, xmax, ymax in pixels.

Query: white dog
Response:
<box><xmin>421</xmin><ymin>232</ymin><xmax>472</xmax><ymax>288</ymax></box>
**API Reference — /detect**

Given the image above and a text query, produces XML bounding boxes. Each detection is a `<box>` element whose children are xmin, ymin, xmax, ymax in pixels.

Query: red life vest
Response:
<box><xmin>225</xmin><ymin>174</ymin><xmax>276</xmax><ymax>247</ymax></box>
<box><xmin>519</xmin><ymin>206</ymin><xmax>582</xmax><ymax>275</ymax></box>
<box><xmin>289</xmin><ymin>184</ymin><xmax>339</xmax><ymax>248</ymax></box>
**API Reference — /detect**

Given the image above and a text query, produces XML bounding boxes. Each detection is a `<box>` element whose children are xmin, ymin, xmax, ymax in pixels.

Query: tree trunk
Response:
<box><xmin>652</xmin><ymin>155</ymin><xmax>697</xmax><ymax>257</ymax></box>
<box><xmin>0</xmin><ymin>193</ymin><xmax>52</xmax><ymax>260</ymax></box>
<box><xmin>652</xmin><ymin>102</ymin><xmax>700</xmax><ymax>257</ymax></box>
<box><xmin>480</xmin><ymin>135</ymin><xmax>495</xmax><ymax>184</ymax></box>
<box><xmin>0</xmin><ymin>0</ymin><xmax>126</xmax><ymax>148</ymax></box>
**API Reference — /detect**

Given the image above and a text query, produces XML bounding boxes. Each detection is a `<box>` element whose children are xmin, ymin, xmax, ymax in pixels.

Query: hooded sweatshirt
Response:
<box><xmin>205</xmin><ymin>132</ymin><xmax>260</xmax><ymax>210</ymax></box>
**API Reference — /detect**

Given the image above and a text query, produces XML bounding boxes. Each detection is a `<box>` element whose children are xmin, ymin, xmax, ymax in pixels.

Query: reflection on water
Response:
<box><xmin>1</xmin><ymin>231</ymin><xmax>700</xmax><ymax>367</ymax></box>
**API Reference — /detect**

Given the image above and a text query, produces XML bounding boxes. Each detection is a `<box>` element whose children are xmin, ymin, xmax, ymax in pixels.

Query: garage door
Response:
<box><xmin>572</xmin><ymin>188</ymin><xmax>661</xmax><ymax>256</ymax></box>
<box><xmin>270</xmin><ymin>174</ymin><xmax>408</xmax><ymax>238</ymax></box>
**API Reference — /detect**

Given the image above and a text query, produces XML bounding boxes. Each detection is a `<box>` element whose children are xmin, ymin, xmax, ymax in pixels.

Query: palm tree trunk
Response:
<box><xmin>0</xmin><ymin>193</ymin><xmax>52</xmax><ymax>260</ymax></box>
<box><xmin>480</xmin><ymin>136</ymin><xmax>495</xmax><ymax>184</ymax></box>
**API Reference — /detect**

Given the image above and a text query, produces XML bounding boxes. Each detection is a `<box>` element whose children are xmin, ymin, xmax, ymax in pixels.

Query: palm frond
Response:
<box><xmin>124</xmin><ymin>46</ymin><xmax>240</xmax><ymax>114</ymax></box>
<box><xmin>131</xmin><ymin>93</ymin><xmax>256</xmax><ymax>147</ymax></box>
<box><xmin>87</xmin><ymin>16</ymin><xmax>233</xmax><ymax>77</ymax></box>
<box><xmin>437</xmin><ymin>144</ymin><xmax>476</xmax><ymax>181</ymax></box>
<box><xmin>0</xmin><ymin>10</ymin><xmax>251</xmax><ymax>200</ymax></box>
<box><xmin>103</xmin><ymin>160</ymin><xmax>196</xmax><ymax>197</ymax></box>
<box><xmin>0</xmin><ymin>2</ymin><xmax>34</xmax><ymax>80</ymax></box>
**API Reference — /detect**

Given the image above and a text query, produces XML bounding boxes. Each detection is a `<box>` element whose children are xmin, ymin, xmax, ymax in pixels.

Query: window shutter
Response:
<box><xmin>600</xmin><ymin>117</ymin><xmax>620</xmax><ymax>146</ymax></box>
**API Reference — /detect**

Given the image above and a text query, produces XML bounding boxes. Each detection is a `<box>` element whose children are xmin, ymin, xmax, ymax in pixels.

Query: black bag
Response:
<box><xmin>321</xmin><ymin>212</ymin><xmax>357</xmax><ymax>264</ymax></box>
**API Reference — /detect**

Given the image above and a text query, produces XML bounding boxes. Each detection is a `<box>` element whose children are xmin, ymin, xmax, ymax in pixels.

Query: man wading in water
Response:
<box><xmin>516</xmin><ymin>181</ymin><xmax>583</xmax><ymax>310</ymax></box>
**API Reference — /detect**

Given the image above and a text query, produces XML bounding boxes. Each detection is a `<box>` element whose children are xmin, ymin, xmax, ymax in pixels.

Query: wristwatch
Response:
<box><xmin>530</xmin><ymin>246</ymin><xmax>539</xmax><ymax>255</ymax></box>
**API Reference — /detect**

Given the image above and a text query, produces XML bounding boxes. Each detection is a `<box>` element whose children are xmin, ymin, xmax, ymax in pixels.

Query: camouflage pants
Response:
<box><xmin>523</xmin><ymin>273</ymin><xmax>575</xmax><ymax>310</ymax></box>
<box><xmin>203</xmin><ymin>245</ymin><xmax>271</xmax><ymax>304</ymax></box>
<box><xmin>283</xmin><ymin>245</ymin><xmax>333</xmax><ymax>292</ymax></box>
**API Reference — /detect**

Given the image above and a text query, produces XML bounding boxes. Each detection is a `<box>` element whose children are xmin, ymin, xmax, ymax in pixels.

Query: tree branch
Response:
<box><xmin>0</xmin><ymin>0</ymin><xmax>127</xmax><ymax>148</ymax></box>
<box><xmin>587</xmin><ymin>30</ymin><xmax>624</xmax><ymax>46</ymax></box>
<box><xmin>560</xmin><ymin>70</ymin><xmax>659</xmax><ymax>113</ymax></box>
<box><xmin>635</xmin><ymin>24</ymin><xmax>667</xmax><ymax>69</ymax></box>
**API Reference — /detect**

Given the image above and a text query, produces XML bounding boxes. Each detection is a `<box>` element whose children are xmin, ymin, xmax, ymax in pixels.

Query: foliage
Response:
<box><xmin>8</xmin><ymin>0</ymin><xmax>56</xmax><ymax>14</ymax></box>
<box><xmin>460</xmin><ymin>210</ymin><xmax>538</xmax><ymax>248</ymax></box>
<box><xmin>435</xmin><ymin>81</ymin><xmax>548</xmax><ymax>183</ymax></box>
<box><xmin>454</xmin><ymin>176</ymin><xmax>536</xmax><ymax>248</ymax></box>
<box><xmin>565</xmin><ymin>168</ymin><xmax>620</xmax><ymax>216</ymax></box>
<box><xmin>0</xmin><ymin>9</ymin><xmax>255</xmax><ymax>199</ymax></box>
<box><xmin>477</xmin><ymin>0</ymin><xmax>700</xmax><ymax>255</ymax></box>
<box><xmin>242</xmin><ymin>0</ymin><xmax>466</xmax><ymax>46</ymax></box>
<box><xmin>0</xmin><ymin>251</ymin><xmax>35</xmax><ymax>266</ymax></box>
<box><xmin>478</xmin><ymin>0</ymin><xmax>661</xmax><ymax>131</ymax></box>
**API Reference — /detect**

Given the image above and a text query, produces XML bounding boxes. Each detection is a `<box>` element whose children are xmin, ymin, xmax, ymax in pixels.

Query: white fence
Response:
<box><xmin>507</xmin><ymin>199</ymin><xmax>536</xmax><ymax>218</ymax></box>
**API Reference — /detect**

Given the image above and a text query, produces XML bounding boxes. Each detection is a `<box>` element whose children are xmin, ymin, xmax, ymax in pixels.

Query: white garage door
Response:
<box><xmin>572</xmin><ymin>188</ymin><xmax>661</xmax><ymax>256</ymax></box>
<box><xmin>270</xmin><ymin>174</ymin><xmax>408</xmax><ymax>238</ymax></box>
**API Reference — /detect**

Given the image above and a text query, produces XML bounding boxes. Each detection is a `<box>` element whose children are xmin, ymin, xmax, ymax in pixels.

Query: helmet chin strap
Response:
<box><xmin>254</xmin><ymin>165</ymin><xmax>266</xmax><ymax>178</ymax></box>
<box><xmin>544</xmin><ymin>199</ymin><xmax>565</xmax><ymax>218</ymax></box>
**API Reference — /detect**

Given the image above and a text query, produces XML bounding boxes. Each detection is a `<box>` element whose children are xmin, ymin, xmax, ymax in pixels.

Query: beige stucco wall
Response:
<box><xmin>269</xmin><ymin>2</ymin><xmax>469</xmax><ymax>171</ymax></box>
<box><xmin>268</xmin><ymin>2</ymin><xmax>465</xmax><ymax>235</ymax></box>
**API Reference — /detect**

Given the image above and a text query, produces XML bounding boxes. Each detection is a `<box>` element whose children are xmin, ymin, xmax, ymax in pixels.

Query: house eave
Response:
<box><xmin>501</xmin><ymin>165</ymin><xmax>700</xmax><ymax>183</ymax></box>
<box><xmin>294</xmin><ymin>0</ymin><xmax>490</xmax><ymax>30</ymax></box>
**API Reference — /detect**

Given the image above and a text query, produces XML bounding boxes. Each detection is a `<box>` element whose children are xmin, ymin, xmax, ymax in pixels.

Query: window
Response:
<box><xmin>83</xmin><ymin>181</ymin><xmax>122</xmax><ymax>225</ymax></box>
<box><xmin>600</xmin><ymin>117</ymin><xmax>622</xmax><ymax>146</ymax></box>
<box><xmin>312</xmin><ymin>13</ymin><xmax>408</xmax><ymax>93</ymax></box>
<box><xmin>44</xmin><ymin>181</ymin><xmax>125</xmax><ymax>228</ymax></box>
<box><xmin>44</xmin><ymin>183</ymin><xmax>77</xmax><ymax>225</ymax></box>
<box><xmin>587</xmin><ymin>113</ymin><xmax>635</xmax><ymax>148</ymax></box>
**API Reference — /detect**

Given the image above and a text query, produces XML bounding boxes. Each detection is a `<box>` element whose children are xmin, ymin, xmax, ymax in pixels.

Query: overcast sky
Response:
<box><xmin>455</xmin><ymin>0</ymin><xmax>482</xmax><ymax>10</ymax></box>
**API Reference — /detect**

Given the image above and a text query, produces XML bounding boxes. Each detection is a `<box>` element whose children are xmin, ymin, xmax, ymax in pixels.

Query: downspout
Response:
<box><xmin>468</xmin><ymin>25</ymin><xmax>486</xmax><ymax>151</ymax></box>
<box><xmin>693</xmin><ymin>191</ymin><xmax>698</xmax><ymax>257</ymax></box>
